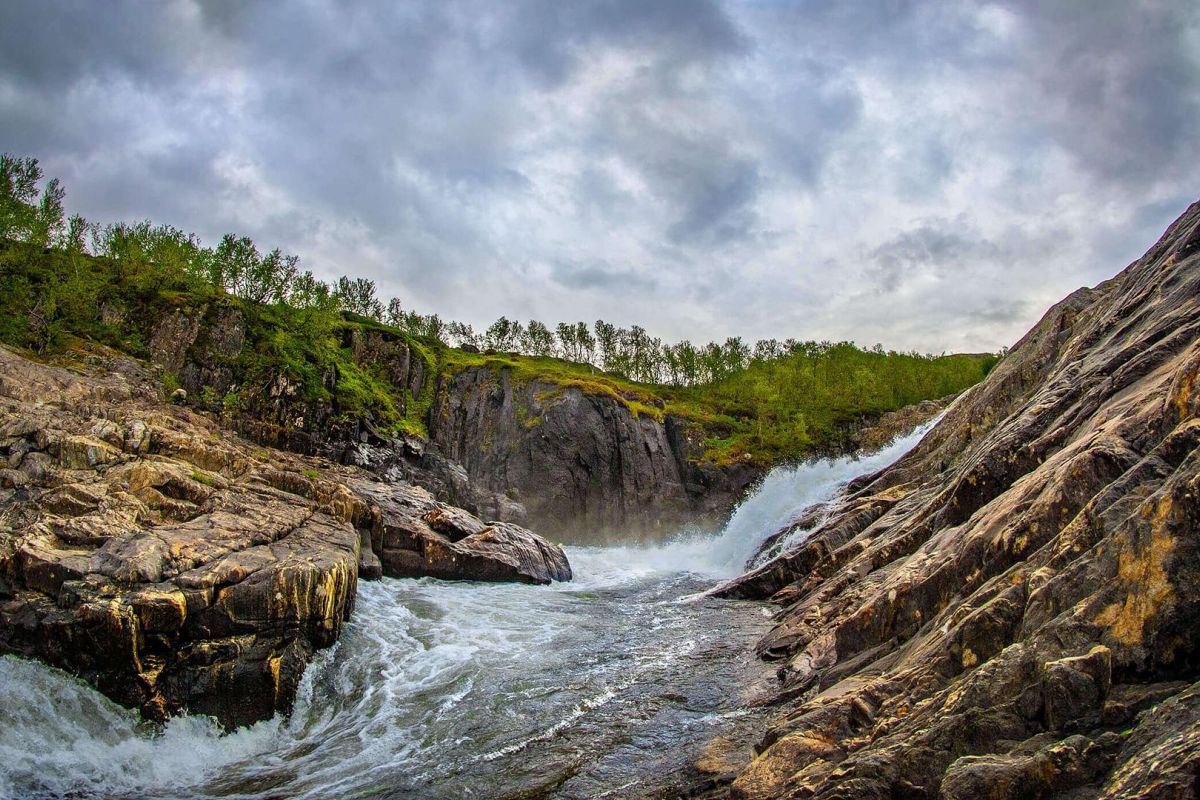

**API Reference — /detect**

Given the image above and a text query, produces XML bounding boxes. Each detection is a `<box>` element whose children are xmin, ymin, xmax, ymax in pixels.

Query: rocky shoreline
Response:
<box><xmin>0</xmin><ymin>344</ymin><xmax>570</xmax><ymax>729</ymax></box>
<box><xmin>701</xmin><ymin>201</ymin><xmax>1200</xmax><ymax>798</ymax></box>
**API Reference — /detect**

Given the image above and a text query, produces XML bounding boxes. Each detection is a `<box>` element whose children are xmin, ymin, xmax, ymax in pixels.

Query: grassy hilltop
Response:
<box><xmin>0</xmin><ymin>155</ymin><xmax>997</xmax><ymax>466</ymax></box>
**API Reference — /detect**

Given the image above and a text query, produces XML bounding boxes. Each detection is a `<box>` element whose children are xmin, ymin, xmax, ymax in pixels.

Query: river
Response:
<box><xmin>0</xmin><ymin>422</ymin><xmax>936</xmax><ymax>800</ymax></box>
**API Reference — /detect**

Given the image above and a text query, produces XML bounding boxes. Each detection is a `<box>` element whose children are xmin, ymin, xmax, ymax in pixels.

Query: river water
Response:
<box><xmin>0</xmin><ymin>423</ymin><xmax>936</xmax><ymax>800</ymax></box>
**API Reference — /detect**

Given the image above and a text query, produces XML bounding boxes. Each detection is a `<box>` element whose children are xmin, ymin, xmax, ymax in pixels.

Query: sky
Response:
<box><xmin>1</xmin><ymin>1</ymin><xmax>1198</xmax><ymax>354</ymax></box>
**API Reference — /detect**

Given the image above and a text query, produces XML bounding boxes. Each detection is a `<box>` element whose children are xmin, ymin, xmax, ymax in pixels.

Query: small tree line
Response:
<box><xmin>0</xmin><ymin>154</ymin><xmax>976</xmax><ymax>388</ymax></box>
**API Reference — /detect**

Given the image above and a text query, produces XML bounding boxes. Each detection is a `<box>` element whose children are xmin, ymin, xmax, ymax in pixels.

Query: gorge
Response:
<box><xmin>4</xmin><ymin>0</ymin><xmax>1199</xmax><ymax>794</ymax></box>
<box><xmin>1</xmin><ymin>189</ymin><xmax>1198</xmax><ymax>798</ymax></box>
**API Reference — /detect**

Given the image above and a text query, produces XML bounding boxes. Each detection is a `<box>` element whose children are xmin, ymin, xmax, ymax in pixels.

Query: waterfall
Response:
<box><xmin>627</xmin><ymin>416</ymin><xmax>941</xmax><ymax>577</ymax></box>
<box><xmin>0</xmin><ymin>419</ymin><xmax>939</xmax><ymax>800</ymax></box>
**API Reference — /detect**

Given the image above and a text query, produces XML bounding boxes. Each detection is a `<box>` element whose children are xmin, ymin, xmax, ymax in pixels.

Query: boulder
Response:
<box><xmin>349</xmin><ymin>479</ymin><xmax>571</xmax><ymax>585</ymax></box>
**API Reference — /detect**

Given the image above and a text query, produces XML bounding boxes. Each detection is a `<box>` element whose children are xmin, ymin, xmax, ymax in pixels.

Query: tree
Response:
<box><xmin>594</xmin><ymin>320</ymin><xmax>619</xmax><ymax>371</ymax></box>
<box><xmin>334</xmin><ymin>275</ymin><xmax>383</xmax><ymax>319</ymax></box>
<box><xmin>682</xmin><ymin>341</ymin><xmax>701</xmax><ymax>385</ymax></box>
<box><xmin>385</xmin><ymin>298</ymin><xmax>404</xmax><ymax>327</ymax></box>
<box><xmin>753</xmin><ymin>338</ymin><xmax>781</xmax><ymax>363</ymax></box>
<box><xmin>0</xmin><ymin>154</ymin><xmax>43</xmax><ymax>241</ymax></box>
<box><xmin>63</xmin><ymin>214</ymin><xmax>90</xmax><ymax>277</ymax></box>
<box><xmin>289</xmin><ymin>271</ymin><xmax>333</xmax><ymax>309</ymax></box>
<box><xmin>723</xmin><ymin>336</ymin><xmax>750</xmax><ymax>374</ymax></box>
<box><xmin>573</xmin><ymin>322</ymin><xmax>596</xmax><ymax>365</ymax></box>
<box><xmin>214</xmin><ymin>234</ymin><xmax>260</xmax><ymax>297</ymax></box>
<box><xmin>422</xmin><ymin>313</ymin><xmax>447</xmax><ymax>343</ymax></box>
<box><xmin>447</xmin><ymin>320</ymin><xmax>480</xmax><ymax>349</ymax></box>
<box><xmin>29</xmin><ymin>177</ymin><xmax>65</xmax><ymax>247</ymax></box>
<box><xmin>486</xmin><ymin>316</ymin><xmax>522</xmax><ymax>351</ymax></box>
<box><xmin>555</xmin><ymin>322</ymin><xmax>576</xmax><ymax>360</ymax></box>
<box><xmin>523</xmin><ymin>320</ymin><xmax>555</xmax><ymax>357</ymax></box>
<box><xmin>242</xmin><ymin>247</ymin><xmax>299</xmax><ymax>304</ymax></box>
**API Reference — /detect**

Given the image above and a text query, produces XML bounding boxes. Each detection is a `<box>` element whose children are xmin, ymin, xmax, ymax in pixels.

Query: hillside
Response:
<box><xmin>710</xmin><ymin>201</ymin><xmax>1200</xmax><ymax>797</ymax></box>
<box><xmin>0</xmin><ymin>240</ymin><xmax>994</xmax><ymax>467</ymax></box>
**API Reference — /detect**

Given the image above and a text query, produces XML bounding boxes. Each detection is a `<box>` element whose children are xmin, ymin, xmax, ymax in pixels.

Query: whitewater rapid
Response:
<box><xmin>0</xmin><ymin>421</ymin><xmax>937</xmax><ymax>800</ymax></box>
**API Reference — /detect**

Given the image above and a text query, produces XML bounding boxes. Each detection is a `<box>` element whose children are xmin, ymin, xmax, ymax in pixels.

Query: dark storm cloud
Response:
<box><xmin>1001</xmin><ymin>0</ymin><xmax>1200</xmax><ymax>188</ymax></box>
<box><xmin>0</xmin><ymin>0</ymin><xmax>1197</xmax><ymax>352</ymax></box>
<box><xmin>868</xmin><ymin>220</ymin><xmax>1007</xmax><ymax>292</ymax></box>
<box><xmin>0</xmin><ymin>2</ymin><xmax>176</xmax><ymax>91</ymax></box>
<box><xmin>551</xmin><ymin>260</ymin><xmax>657</xmax><ymax>292</ymax></box>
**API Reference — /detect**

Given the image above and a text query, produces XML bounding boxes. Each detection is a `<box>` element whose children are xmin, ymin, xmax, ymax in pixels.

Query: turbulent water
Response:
<box><xmin>0</xmin><ymin>422</ymin><xmax>937</xmax><ymax>800</ymax></box>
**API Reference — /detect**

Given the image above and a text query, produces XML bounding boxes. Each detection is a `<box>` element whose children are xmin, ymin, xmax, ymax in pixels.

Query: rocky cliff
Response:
<box><xmin>0</xmin><ymin>343</ymin><xmax>570</xmax><ymax>729</ymax></box>
<box><xmin>146</xmin><ymin>303</ymin><xmax>761</xmax><ymax>542</ymax></box>
<box><xmin>429</xmin><ymin>366</ymin><xmax>760</xmax><ymax>541</ymax></box>
<box><xmin>711</xmin><ymin>202</ymin><xmax>1200</xmax><ymax>798</ymax></box>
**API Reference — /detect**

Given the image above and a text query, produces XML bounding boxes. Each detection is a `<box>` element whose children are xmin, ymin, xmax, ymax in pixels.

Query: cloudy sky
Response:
<box><xmin>2</xmin><ymin>1</ymin><xmax>1198</xmax><ymax>353</ymax></box>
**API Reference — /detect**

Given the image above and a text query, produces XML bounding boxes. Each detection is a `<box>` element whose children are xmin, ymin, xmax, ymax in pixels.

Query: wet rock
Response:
<box><xmin>349</xmin><ymin>479</ymin><xmax>571</xmax><ymax>585</ymax></box>
<box><xmin>718</xmin><ymin>199</ymin><xmax>1200</xmax><ymax>797</ymax></box>
<box><xmin>0</xmin><ymin>342</ymin><xmax>568</xmax><ymax>730</ymax></box>
<box><xmin>358</xmin><ymin>529</ymin><xmax>383</xmax><ymax>580</ymax></box>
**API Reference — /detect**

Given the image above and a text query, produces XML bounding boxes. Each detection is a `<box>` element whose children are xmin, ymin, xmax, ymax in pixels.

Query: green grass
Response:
<box><xmin>0</xmin><ymin>240</ymin><xmax>996</xmax><ymax>466</ymax></box>
<box><xmin>189</xmin><ymin>470</ymin><xmax>215</xmax><ymax>486</ymax></box>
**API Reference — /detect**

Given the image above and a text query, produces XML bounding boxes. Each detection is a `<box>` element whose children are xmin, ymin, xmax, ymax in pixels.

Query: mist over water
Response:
<box><xmin>0</xmin><ymin>423</ymin><xmax>937</xmax><ymax>800</ymax></box>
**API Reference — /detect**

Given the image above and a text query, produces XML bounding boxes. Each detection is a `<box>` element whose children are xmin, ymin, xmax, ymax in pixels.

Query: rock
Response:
<box><xmin>18</xmin><ymin>451</ymin><xmax>56</xmax><ymax>485</ymax></box>
<box><xmin>349</xmin><ymin>479</ymin><xmax>572</xmax><ymax>585</ymax></box>
<box><xmin>1043</xmin><ymin>645</ymin><xmax>1112</xmax><ymax>731</ymax></box>
<box><xmin>0</xmin><ymin>467</ymin><xmax>27</xmax><ymax>489</ymax></box>
<box><xmin>428</xmin><ymin>368</ymin><xmax>760</xmax><ymax>541</ymax></box>
<box><xmin>123</xmin><ymin>419</ymin><xmax>150</xmax><ymax>454</ymax></box>
<box><xmin>58</xmin><ymin>435</ymin><xmax>123</xmax><ymax>469</ymax></box>
<box><xmin>717</xmin><ymin>199</ymin><xmax>1200</xmax><ymax>797</ymax></box>
<box><xmin>1096</xmin><ymin>681</ymin><xmax>1200</xmax><ymax>799</ymax></box>
<box><xmin>148</xmin><ymin>307</ymin><xmax>207</xmax><ymax>375</ymax></box>
<box><xmin>0</xmin><ymin>341</ymin><xmax>568</xmax><ymax>730</ymax></box>
<box><xmin>358</xmin><ymin>529</ymin><xmax>383</xmax><ymax>580</ymax></box>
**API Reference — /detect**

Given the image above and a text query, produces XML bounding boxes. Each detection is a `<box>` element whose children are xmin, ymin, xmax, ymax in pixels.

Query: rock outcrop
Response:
<box><xmin>429</xmin><ymin>367</ymin><xmax>760</xmax><ymax>541</ymax></box>
<box><xmin>146</xmin><ymin>306</ymin><xmax>550</xmax><ymax>528</ymax></box>
<box><xmin>146</xmin><ymin>299</ymin><xmax>761</xmax><ymax>542</ymax></box>
<box><xmin>0</xmin><ymin>343</ymin><xmax>570</xmax><ymax>729</ymax></box>
<box><xmin>714</xmin><ymin>201</ymin><xmax>1200</xmax><ymax>798</ymax></box>
<box><xmin>349</xmin><ymin>478</ymin><xmax>571</xmax><ymax>584</ymax></box>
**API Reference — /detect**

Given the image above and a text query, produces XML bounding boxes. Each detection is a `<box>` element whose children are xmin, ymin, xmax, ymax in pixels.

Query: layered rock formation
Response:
<box><xmin>348</xmin><ymin>478</ymin><xmax>571</xmax><ymax>584</ymax></box>
<box><xmin>145</xmin><ymin>301</ymin><xmax>760</xmax><ymax>542</ymax></box>
<box><xmin>145</xmin><ymin>309</ymin><xmax>528</xmax><ymax>522</ymax></box>
<box><xmin>0</xmin><ymin>343</ymin><xmax>570</xmax><ymax>729</ymax></box>
<box><xmin>714</xmin><ymin>201</ymin><xmax>1200</xmax><ymax>798</ymax></box>
<box><xmin>429</xmin><ymin>367</ymin><xmax>760</xmax><ymax>541</ymax></box>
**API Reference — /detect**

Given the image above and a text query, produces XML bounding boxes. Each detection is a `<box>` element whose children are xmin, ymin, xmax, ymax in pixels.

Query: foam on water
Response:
<box><xmin>0</xmin><ymin>419</ymin><xmax>937</xmax><ymax>800</ymax></box>
<box><xmin>585</xmin><ymin>415</ymin><xmax>941</xmax><ymax>579</ymax></box>
<box><xmin>0</xmin><ymin>656</ymin><xmax>282</xmax><ymax>799</ymax></box>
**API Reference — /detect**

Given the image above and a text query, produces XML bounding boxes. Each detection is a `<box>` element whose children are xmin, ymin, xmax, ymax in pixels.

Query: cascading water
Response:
<box><xmin>0</xmin><ymin>421</ymin><xmax>937</xmax><ymax>800</ymax></box>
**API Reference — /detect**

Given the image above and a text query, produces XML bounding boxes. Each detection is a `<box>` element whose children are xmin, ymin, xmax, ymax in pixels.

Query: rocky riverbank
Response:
<box><xmin>0</xmin><ymin>343</ymin><xmax>570</xmax><ymax>729</ymax></box>
<box><xmin>708</xmin><ymin>201</ymin><xmax>1200</xmax><ymax>798</ymax></box>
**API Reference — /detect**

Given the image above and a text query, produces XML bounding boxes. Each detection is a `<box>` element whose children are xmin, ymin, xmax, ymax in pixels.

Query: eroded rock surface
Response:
<box><xmin>714</xmin><ymin>201</ymin><xmax>1200</xmax><ymax>797</ymax></box>
<box><xmin>0</xmin><ymin>343</ymin><xmax>570</xmax><ymax>729</ymax></box>
<box><xmin>429</xmin><ymin>368</ymin><xmax>760</xmax><ymax>541</ymax></box>
<box><xmin>350</xmin><ymin>478</ymin><xmax>572</xmax><ymax>585</ymax></box>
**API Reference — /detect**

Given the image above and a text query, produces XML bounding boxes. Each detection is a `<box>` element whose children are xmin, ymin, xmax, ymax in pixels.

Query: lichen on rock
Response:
<box><xmin>713</xmin><ymin>200</ymin><xmax>1200</xmax><ymax>798</ymax></box>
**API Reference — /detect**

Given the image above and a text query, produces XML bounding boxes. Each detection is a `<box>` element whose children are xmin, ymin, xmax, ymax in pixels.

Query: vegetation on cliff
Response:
<box><xmin>0</xmin><ymin>155</ymin><xmax>995</xmax><ymax>463</ymax></box>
